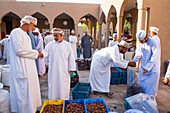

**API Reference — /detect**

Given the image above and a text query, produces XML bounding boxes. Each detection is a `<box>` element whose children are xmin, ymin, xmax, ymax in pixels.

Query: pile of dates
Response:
<box><xmin>110</xmin><ymin>69</ymin><xmax>118</xmax><ymax>72</ymax></box>
<box><xmin>42</xmin><ymin>104</ymin><xmax>63</xmax><ymax>113</ymax></box>
<box><xmin>65</xmin><ymin>103</ymin><xmax>85</xmax><ymax>113</ymax></box>
<box><xmin>86</xmin><ymin>102</ymin><xmax>107</xmax><ymax>113</ymax></box>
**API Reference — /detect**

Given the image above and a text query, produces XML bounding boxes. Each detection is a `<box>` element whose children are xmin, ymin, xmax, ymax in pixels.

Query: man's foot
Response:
<box><xmin>93</xmin><ymin>91</ymin><xmax>100</xmax><ymax>95</ymax></box>
<box><xmin>105</xmin><ymin>92</ymin><xmax>113</xmax><ymax>98</ymax></box>
<box><xmin>162</xmin><ymin>78</ymin><xmax>169</xmax><ymax>85</ymax></box>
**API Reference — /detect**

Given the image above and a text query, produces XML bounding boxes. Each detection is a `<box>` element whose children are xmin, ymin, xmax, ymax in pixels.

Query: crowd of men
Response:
<box><xmin>0</xmin><ymin>15</ymin><xmax>166</xmax><ymax>113</ymax></box>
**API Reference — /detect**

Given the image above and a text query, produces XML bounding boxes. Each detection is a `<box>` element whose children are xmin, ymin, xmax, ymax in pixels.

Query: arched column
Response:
<box><xmin>98</xmin><ymin>22</ymin><xmax>102</xmax><ymax>49</ymax></box>
<box><xmin>0</xmin><ymin>22</ymin><xmax>1</xmax><ymax>40</ymax></box>
<box><xmin>93</xmin><ymin>20</ymin><xmax>97</xmax><ymax>51</ymax></box>
<box><xmin>74</xmin><ymin>23</ymin><xmax>79</xmax><ymax>44</ymax></box>
<box><xmin>117</xmin><ymin>16</ymin><xmax>123</xmax><ymax>42</ymax></box>
<box><xmin>137</xmin><ymin>7</ymin><xmax>146</xmax><ymax>31</ymax></box>
<box><xmin>105</xmin><ymin>20</ymin><xmax>110</xmax><ymax>47</ymax></box>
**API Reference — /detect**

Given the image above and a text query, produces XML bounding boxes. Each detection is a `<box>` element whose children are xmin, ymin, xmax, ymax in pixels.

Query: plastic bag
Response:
<box><xmin>124</xmin><ymin>109</ymin><xmax>143</xmax><ymax>113</ymax></box>
<box><xmin>0</xmin><ymin>89</ymin><xmax>10</xmax><ymax>113</ymax></box>
<box><xmin>0</xmin><ymin>83</ymin><xmax>3</xmax><ymax>89</ymax></box>
<box><xmin>1</xmin><ymin>68</ymin><xmax>10</xmax><ymax>86</ymax></box>
<box><xmin>126</xmin><ymin>67</ymin><xmax>141</xmax><ymax>97</ymax></box>
<box><xmin>126</xmin><ymin>93</ymin><xmax>158</xmax><ymax>113</ymax></box>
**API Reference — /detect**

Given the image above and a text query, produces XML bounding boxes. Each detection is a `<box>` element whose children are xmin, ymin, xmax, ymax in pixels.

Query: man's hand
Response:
<box><xmin>70</xmin><ymin>71</ymin><xmax>74</xmax><ymax>76</ymax></box>
<box><xmin>162</xmin><ymin>78</ymin><xmax>169</xmax><ymax>85</ymax></box>
<box><xmin>38</xmin><ymin>51</ymin><xmax>43</xmax><ymax>58</ymax></box>
<box><xmin>128</xmin><ymin>61</ymin><xmax>136</xmax><ymax>67</ymax></box>
<box><xmin>143</xmin><ymin>69</ymin><xmax>148</xmax><ymax>73</ymax></box>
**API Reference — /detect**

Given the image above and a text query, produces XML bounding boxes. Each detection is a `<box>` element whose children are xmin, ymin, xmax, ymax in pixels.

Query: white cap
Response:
<box><xmin>136</xmin><ymin>30</ymin><xmax>146</xmax><ymax>40</ymax></box>
<box><xmin>71</xmin><ymin>30</ymin><xmax>75</xmax><ymax>34</ymax></box>
<box><xmin>112</xmin><ymin>33</ymin><xmax>117</xmax><ymax>38</ymax></box>
<box><xmin>51</xmin><ymin>28</ymin><xmax>64</xmax><ymax>36</ymax></box>
<box><xmin>32</xmin><ymin>28</ymin><xmax>39</xmax><ymax>33</ymax></box>
<box><xmin>119</xmin><ymin>40</ymin><xmax>130</xmax><ymax>48</ymax></box>
<box><xmin>150</xmin><ymin>26</ymin><xmax>159</xmax><ymax>34</ymax></box>
<box><xmin>20</xmin><ymin>16</ymin><xmax>37</xmax><ymax>26</ymax></box>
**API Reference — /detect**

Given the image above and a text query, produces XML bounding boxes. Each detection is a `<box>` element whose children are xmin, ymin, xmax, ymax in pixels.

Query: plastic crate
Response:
<box><xmin>71</xmin><ymin>82</ymin><xmax>91</xmax><ymax>99</ymax></box>
<box><xmin>124</xmin><ymin>97</ymin><xmax>132</xmax><ymax>110</ymax></box>
<box><xmin>84</xmin><ymin>98</ymin><xmax>110</xmax><ymax>113</ymax></box>
<box><xmin>121</xmin><ymin>77</ymin><xmax>127</xmax><ymax>84</ymax></box>
<box><xmin>110</xmin><ymin>78</ymin><xmax>121</xmax><ymax>85</ymax></box>
<box><xmin>119</xmin><ymin>68</ymin><xmax>127</xmax><ymax>78</ymax></box>
<box><xmin>64</xmin><ymin>99</ymin><xmax>87</xmax><ymax>113</ymax></box>
<box><xmin>110</xmin><ymin>67</ymin><xmax>121</xmax><ymax>78</ymax></box>
<box><xmin>40</xmin><ymin>99</ymin><xmax>65</xmax><ymax>113</ymax></box>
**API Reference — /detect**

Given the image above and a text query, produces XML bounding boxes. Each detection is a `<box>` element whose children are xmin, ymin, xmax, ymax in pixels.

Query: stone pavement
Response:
<box><xmin>1</xmin><ymin>57</ymin><xmax>170</xmax><ymax>113</ymax></box>
<box><xmin>39</xmin><ymin>70</ymin><xmax>170</xmax><ymax>113</ymax></box>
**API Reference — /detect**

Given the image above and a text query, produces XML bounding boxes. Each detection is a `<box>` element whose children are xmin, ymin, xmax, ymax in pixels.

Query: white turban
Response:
<box><xmin>20</xmin><ymin>16</ymin><xmax>37</xmax><ymax>26</ymax></box>
<box><xmin>119</xmin><ymin>40</ymin><xmax>130</xmax><ymax>49</ymax></box>
<box><xmin>71</xmin><ymin>30</ymin><xmax>75</xmax><ymax>34</ymax></box>
<box><xmin>112</xmin><ymin>33</ymin><xmax>117</xmax><ymax>38</ymax></box>
<box><xmin>32</xmin><ymin>28</ymin><xmax>39</xmax><ymax>33</ymax></box>
<box><xmin>51</xmin><ymin>28</ymin><xmax>64</xmax><ymax>36</ymax></box>
<box><xmin>150</xmin><ymin>26</ymin><xmax>159</xmax><ymax>34</ymax></box>
<box><xmin>136</xmin><ymin>30</ymin><xmax>146</xmax><ymax>40</ymax></box>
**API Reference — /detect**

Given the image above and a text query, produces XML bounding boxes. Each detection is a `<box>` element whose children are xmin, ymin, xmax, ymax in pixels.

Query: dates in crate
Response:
<box><xmin>86</xmin><ymin>102</ymin><xmax>107</xmax><ymax>113</ymax></box>
<box><xmin>65</xmin><ymin>103</ymin><xmax>85</xmax><ymax>113</ymax></box>
<box><xmin>42</xmin><ymin>104</ymin><xmax>63</xmax><ymax>113</ymax></box>
<box><xmin>110</xmin><ymin>69</ymin><xmax>118</xmax><ymax>72</ymax></box>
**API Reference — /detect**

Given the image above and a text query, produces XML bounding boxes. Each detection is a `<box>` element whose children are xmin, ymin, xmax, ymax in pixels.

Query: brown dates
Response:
<box><xmin>86</xmin><ymin>102</ymin><xmax>107</xmax><ymax>113</ymax></box>
<box><xmin>65</xmin><ymin>103</ymin><xmax>85</xmax><ymax>113</ymax></box>
<box><xmin>42</xmin><ymin>104</ymin><xmax>63</xmax><ymax>113</ymax></box>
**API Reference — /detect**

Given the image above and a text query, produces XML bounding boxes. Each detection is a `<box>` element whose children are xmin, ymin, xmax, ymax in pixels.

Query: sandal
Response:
<box><xmin>93</xmin><ymin>91</ymin><xmax>100</xmax><ymax>95</ymax></box>
<box><xmin>105</xmin><ymin>92</ymin><xmax>113</xmax><ymax>98</ymax></box>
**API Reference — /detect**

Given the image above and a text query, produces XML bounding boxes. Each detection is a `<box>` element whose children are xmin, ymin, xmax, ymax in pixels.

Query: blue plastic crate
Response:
<box><xmin>124</xmin><ymin>97</ymin><xmax>132</xmax><ymax>110</ymax></box>
<box><xmin>121</xmin><ymin>77</ymin><xmax>127</xmax><ymax>84</ymax></box>
<box><xmin>110</xmin><ymin>78</ymin><xmax>121</xmax><ymax>85</ymax></box>
<box><xmin>110</xmin><ymin>67</ymin><xmax>121</xmax><ymax>78</ymax></box>
<box><xmin>71</xmin><ymin>82</ymin><xmax>91</xmax><ymax>99</ymax></box>
<box><xmin>84</xmin><ymin>98</ymin><xmax>110</xmax><ymax>113</ymax></box>
<box><xmin>119</xmin><ymin>68</ymin><xmax>127</xmax><ymax>78</ymax></box>
<box><xmin>64</xmin><ymin>99</ymin><xmax>87</xmax><ymax>113</ymax></box>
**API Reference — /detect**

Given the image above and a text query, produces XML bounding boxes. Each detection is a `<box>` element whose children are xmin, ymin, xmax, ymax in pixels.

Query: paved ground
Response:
<box><xmin>1</xmin><ymin>58</ymin><xmax>170</xmax><ymax>113</ymax></box>
<box><xmin>39</xmin><ymin>70</ymin><xmax>170</xmax><ymax>113</ymax></box>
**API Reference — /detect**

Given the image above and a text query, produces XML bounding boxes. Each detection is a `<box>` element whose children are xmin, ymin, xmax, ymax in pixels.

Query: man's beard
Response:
<box><xmin>120</xmin><ymin>49</ymin><xmax>125</xmax><ymax>53</ymax></box>
<box><xmin>55</xmin><ymin>38</ymin><xmax>61</xmax><ymax>43</ymax></box>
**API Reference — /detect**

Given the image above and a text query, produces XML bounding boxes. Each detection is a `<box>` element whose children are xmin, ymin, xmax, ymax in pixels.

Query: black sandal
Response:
<box><xmin>93</xmin><ymin>91</ymin><xmax>100</xmax><ymax>95</ymax></box>
<box><xmin>105</xmin><ymin>92</ymin><xmax>113</xmax><ymax>98</ymax></box>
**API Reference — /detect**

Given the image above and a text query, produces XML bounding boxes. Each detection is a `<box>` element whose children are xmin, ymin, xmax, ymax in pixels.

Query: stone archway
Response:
<box><xmin>32</xmin><ymin>12</ymin><xmax>50</xmax><ymax>33</ymax></box>
<box><xmin>1</xmin><ymin>12</ymin><xmax>21</xmax><ymax>37</ymax></box>
<box><xmin>53</xmin><ymin>13</ymin><xmax>74</xmax><ymax>42</ymax></box>
<box><xmin>79</xmin><ymin>13</ymin><xmax>98</xmax><ymax>50</ymax></box>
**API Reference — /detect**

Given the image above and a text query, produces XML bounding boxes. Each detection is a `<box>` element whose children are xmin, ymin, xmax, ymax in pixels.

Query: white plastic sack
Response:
<box><xmin>125</xmin><ymin>93</ymin><xmax>158</xmax><ymax>113</ymax></box>
<box><xmin>0</xmin><ymin>71</ymin><xmax>1</xmax><ymax>83</ymax></box>
<box><xmin>0</xmin><ymin>89</ymin><xmax>10</xmax><ymax>113</ymax></box>
<box><xmin>0</xmin><ymin>83</ymin><xmax>3</xmax><ymax>89</ymax></box>
<box><xmin>1</xmin><ymin>68</ymin><xmax>10</xmax><ymax>86</ymax></box>
<box><xmin>124</xmin><ymin>109</ymin><xmax>143</xmax><ymax>113</ymax></box>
